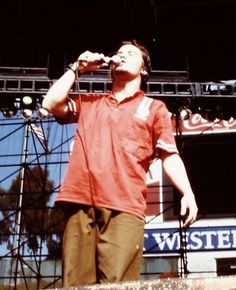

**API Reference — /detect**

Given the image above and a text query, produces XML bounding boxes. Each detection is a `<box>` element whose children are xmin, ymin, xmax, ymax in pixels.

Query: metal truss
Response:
<box><xmin>0</xmin><ymin>115</ymin><xmax>75</xmax><ymax>289</ymax></box>
<box><xmin>0</xmin><ymin>68</ymin><xmax>235</xmax><ymax>97</ymax></box>
<box><xmin>1</xmin><ymin>76</ymin><xmax>236</xmax><ymax>98</ymax></box>
<box><xmin>1</xmin><ymin>68</ymin><xmax>235</xmax><ymax>122</ymax></box>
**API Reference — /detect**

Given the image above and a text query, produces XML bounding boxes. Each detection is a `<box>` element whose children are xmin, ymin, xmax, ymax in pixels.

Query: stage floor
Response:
<box><xmin>45</xmin><ymin>275</ymin><xmax>236</xmax><ymax>290</ymax></box>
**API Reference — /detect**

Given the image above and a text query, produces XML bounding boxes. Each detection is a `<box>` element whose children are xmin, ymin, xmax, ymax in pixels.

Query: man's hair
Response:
<box><xmin>120</xmin><ymin>39</ymin><xmax>152</xmax><ymax>88</ymax></box>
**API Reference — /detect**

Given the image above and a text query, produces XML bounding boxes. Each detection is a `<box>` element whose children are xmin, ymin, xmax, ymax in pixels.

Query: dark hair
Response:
<box><xmin>120</xmin><ymin>39</ymin><xmax>152</xmax><ymax>88</ymax></box>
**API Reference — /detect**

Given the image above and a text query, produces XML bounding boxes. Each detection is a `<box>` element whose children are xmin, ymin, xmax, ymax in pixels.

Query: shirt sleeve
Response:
<box><xmin>55</xmin><ymin>97</ymin><xmax>79</xmax><ymax>125</ymax></box>
<box><xmin>153</xmin><ymin>101</ymin><xmax>178</xmax><ymax>157</ymax></box>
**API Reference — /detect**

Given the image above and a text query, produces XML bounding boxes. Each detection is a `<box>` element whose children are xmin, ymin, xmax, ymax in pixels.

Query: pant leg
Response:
<box><xmin>62</xmin><ymin>205</ymin><xmax>97</xmax><ymax>287</ymax></box>
<box><xmin>96</xmin><ymin>209</ymin><xmax>145</xmax><ymax>283</ymax></box>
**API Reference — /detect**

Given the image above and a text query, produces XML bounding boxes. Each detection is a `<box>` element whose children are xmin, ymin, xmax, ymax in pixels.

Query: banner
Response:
<box><xmin>144</xmin><ymin>226</ymin><xmax>236</xmax><ymax>254</ymax></box>
<box><xmin>172</xmin><ymin>114</ymin><xmax>236</xmax><ymax>135</ymax></box>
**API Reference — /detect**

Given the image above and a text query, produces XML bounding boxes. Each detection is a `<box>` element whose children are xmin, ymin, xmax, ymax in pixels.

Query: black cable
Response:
<box><xmin>73</xmin><ymin>72</ymin><xmax>96</xmax><ymax>207</ymax></box>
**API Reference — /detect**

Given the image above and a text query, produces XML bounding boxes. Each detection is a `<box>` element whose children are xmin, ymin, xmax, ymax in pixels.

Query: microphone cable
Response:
<box><xmin>72</xmin><ymin>67</ymin><xmax>96</xmax><ymax>207</ymax></box>
<box><xmin>70</xmin><ymin>54</ymin><xmax>119</xmax><ymax>208</ymax></box>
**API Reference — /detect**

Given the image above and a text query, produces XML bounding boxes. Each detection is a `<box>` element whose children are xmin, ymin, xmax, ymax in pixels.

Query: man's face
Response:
<box><xmin>112</xmin><ymin>44</ymin><xmax>145</xmax><ymax>80</ymax></box>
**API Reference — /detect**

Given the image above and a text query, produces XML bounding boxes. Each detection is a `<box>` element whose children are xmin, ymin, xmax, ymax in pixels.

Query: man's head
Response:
<box><xmin>111</xmin><ymin>39</ymin><xmax>152</xmax><ymax>89</ymax></box>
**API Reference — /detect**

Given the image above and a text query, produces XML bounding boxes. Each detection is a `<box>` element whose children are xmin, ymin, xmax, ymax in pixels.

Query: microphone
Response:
<box><xmin>78</xmin><ymin>54</ymin><xmax>122</xmax><ymax>65</ymax></box>
<box><xmin>101</xmin><ymin>55</ymin><xmax>122</xmax><ymax>65</ymax></box>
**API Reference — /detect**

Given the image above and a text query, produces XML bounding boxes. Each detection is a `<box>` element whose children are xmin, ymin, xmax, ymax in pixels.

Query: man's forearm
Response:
<box><xmin>162</xmin><ymin>153</ymin><xmax>194</xmax><ymax>196</ymax></box>
<box><xmin>42</xmin><ymin>67</ymin><xmax>77</xmax><ymax>116</ymax></box>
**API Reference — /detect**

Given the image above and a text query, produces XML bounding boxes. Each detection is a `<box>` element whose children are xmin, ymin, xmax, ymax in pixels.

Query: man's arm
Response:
<box><xmin>42</xmin><ymin>66</ymin><xmax>77</xmax><ymax>117</ymax></box>
<box><xmin>42</xmin><ymin>51</ymin><xmax>108</xmax><ymax>117</ymax></box>
<box><xmin>161</xmin><ymin>152</ymin><xmax>198</xmax><ymax>227</ymax></box>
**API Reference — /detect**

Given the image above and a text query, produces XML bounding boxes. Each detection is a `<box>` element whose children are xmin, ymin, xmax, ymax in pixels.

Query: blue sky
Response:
<box><xmin>0</xmin><ymin>112</ymin><xmax>76</xmax><ymax>204</ymax></box>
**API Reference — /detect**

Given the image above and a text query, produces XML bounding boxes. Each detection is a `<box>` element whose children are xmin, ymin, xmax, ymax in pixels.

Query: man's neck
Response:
<box><xmin>112</xmin><ymin>78</ymin><xmax>141</xmax><ymax>102</ymax></box>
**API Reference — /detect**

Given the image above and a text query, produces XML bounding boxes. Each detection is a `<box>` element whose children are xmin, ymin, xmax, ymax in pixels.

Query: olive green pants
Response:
<box><xmin>62</xmin><ymin>205</ymin><xmax>145</xmax><ymax>287</ymax></box>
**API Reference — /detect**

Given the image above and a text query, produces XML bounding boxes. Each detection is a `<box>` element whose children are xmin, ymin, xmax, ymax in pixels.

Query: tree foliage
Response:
<box><xmin>0</xmin><ymin>165</ymin><xmax>65</xmax><ymax>258</ymax></box>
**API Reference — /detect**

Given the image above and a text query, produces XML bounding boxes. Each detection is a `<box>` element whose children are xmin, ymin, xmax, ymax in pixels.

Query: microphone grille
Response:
<box><xmin>111</xmin><ymin>55</ymin><xmax>122</xmax><ymax>64</ymax></box>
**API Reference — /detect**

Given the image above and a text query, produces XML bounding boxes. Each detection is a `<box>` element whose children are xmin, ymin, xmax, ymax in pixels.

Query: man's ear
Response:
<box><xmin>140</xmin><ymin>68</ymin><xmax>148</xmax><ymax>76</ymax></box>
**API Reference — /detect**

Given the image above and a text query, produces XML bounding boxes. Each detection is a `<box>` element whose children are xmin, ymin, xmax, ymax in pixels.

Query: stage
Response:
<box><xmin>45</xmin><ymin>275</ymin><xmax>236</xmax><ymax>289</ymax></box>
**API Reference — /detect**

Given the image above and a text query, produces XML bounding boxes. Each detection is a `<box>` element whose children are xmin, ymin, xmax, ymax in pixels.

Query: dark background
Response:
<box><xmin>1</xmin><ymin>0</ymin><xmax>236</xmax><ymax>81</ymax></box>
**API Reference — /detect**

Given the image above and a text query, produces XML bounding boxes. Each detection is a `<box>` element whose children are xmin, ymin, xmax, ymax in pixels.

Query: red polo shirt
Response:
<box><xmin>56</xmin><ymin>91</ymin><xmax>178</xmax><ymax>219</ymax></box>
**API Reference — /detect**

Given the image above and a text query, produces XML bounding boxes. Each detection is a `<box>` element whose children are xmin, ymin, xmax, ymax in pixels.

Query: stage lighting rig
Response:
<box><xmin>0</xmin><ymin>95</ymin><xmax>18</xmax><ymax>118</ymax></box>
<box><xmin>1</xmin><ymin>106</ymin><xmax>18</xmax><ymax>118</ymax></box>
<box><xmin>20</xmin><ymin>95</ymin><xmax>39</xmax><ymax>119</ymax></box>
<box><xmin>37</xmin><ymin>105</ymin><xmax>50</xmax><ymax>119</ymax></box>
<box><xmin>20</xmin><ymin>95</ymin><xmax>37</xmax><ymax>110</ymax></box>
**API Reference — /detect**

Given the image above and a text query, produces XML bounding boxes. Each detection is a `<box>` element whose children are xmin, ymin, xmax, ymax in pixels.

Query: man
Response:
<box><xmin>42</xmin><ymin>40</ymin><xmax>198</xmax><ymax>287</ymax></box>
